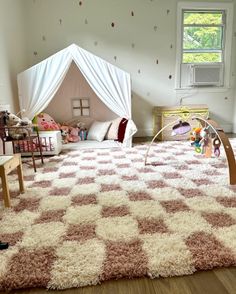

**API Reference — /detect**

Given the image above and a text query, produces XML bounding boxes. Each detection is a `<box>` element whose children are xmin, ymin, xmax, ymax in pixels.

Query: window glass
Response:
<box><xmin>182</xmin><ymin>10</ymin><xmax>224</xmax><ymax>63</ymax></box>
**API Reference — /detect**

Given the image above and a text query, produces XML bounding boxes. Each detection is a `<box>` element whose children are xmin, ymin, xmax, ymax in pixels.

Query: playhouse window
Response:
<box><xmin>71</xmin><ymin>98</ymin><xmax>90</xmax><ymax>117</ymax></box>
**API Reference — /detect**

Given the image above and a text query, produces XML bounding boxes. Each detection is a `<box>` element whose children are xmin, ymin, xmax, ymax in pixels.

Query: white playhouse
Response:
<box><xmin>17</xmin><ymin>44</ymin><xmax>137</xmax><ymax>154</ymax></box>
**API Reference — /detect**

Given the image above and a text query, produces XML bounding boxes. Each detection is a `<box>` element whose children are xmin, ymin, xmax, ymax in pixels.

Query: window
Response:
<box><xmin>176</xmin><ymin>2</ymin><xmax>234</xmax><ymax>89</ymax></box>
<box><xmin>71</xmin><ymin>98</ymin><xmax>90</xmax><ymax>117</ymax></box>
<box><xmin>182</xmin><ymin>10</ymin><xmax>225</xmax><ymax>64</ymax></box>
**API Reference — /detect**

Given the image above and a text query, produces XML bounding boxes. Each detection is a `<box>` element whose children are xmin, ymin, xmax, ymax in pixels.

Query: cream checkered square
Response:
<box><xmin>49</xmin><ymin>239</ymin><xmax>105</xmax><ymax>289</ymax></box>
<box><xmin>35</xmin><ymin>172</ymin><xmax>59</xmax><ymax>182</ymax></box>
<box><xmin>120</xmin><ymin>180</ymin><xmax>147</xmax><ymax>192</ymax></box>
<box><xmin>71</xmin><ymin>183</ymin><xmax>100</xmax><ymax>196</ymax></box>
<box><xmin>40</xmin><ymin>196</ymin><xmax>71</xmax><ymax>211</ymax></box>
<box><xmin>185</xmin><ymin>197</ymin><xmax>224</xmax><ymax>212</ymax></box>
<box><xmin>59</xmin><ymin>165</ymin><xmax>80</xmax><ymax>173</ymax></box>
<box><xmin>129</xmin><ymin>201</ymin><xmax>165</xmax><ymax>219</ymax></box>
<box><xmin>165</xmin><ymin>212</ymin><xmax>212</xmax><ymax>237</ymax></box>
<box><xmin>97</xmin><ymin>191</ymin><xmax>129</xmax><ymax>207</ymax></box>
<box><xmin>21</xmin><ymin>222</ymin><xmax>65</xmax><ymax>247</ymax></box>
<box><xmin>19</xmin><ymin>188</ymin><xmax>51</xmax><ymax>199</ymax></box>
<box><xmin>52</xmin><ymin>178</ymin><xmax>77</xmax><ymax>188</ymax></box>
<box><xmin>166</xmin><ymin>178</ymin><xmax>198</xmax><ymax>189</ymax></box>
<box><xmin>142</xmin><ymin>233</ymin><xmax>195</xmax><ymax>277</ymax></box>
<box><xmin>200</xmin><ymin>185</ymin><xmax>236</xmax><ymax>197</ymax></box>
<box><xmin>213</xmin><ymin>225</ymin><xmax>236</xmax><ymax>255</ymax></box>
<box><xmin>0</xmin><ymin>247</ymin><xmax>19</xmax><ymax>281</ymax></box>
<box><xmin>95</xmin><ymin>175</ymin><xmax>121</xmax><ymax>185</ymax></box>
<box><xmin>64</xmin><ymin>205</ymin><xmax>102</xmax><ymax>224</ymax></box>
<box><xmin>0</xmin><ymin>211</ymin><xmax>39</xmax><ymax>234</ymax></box>
<box><xmin>96</xmin><ymin>216</ymin><xmax>138</xmax><ymax>241</ymax></box>
<box><xmin>150</xmin><ymin>188</ymin><xmax>184</xmax><ymax>201</ymax></box>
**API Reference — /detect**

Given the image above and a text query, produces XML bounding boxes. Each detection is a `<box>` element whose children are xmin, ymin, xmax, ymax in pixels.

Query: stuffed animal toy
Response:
<box><xmin>4</xmin><ymin>112</ymin><xmax>32</xmax><ymax>140</ymax></box>
<box><xmin>33</xmin><ymin>113</ymin><xmax>60</xmax><ymax>131</ymax></box>
<box><xmin>59</xmin><ymin>125</ymin><xmax>70</xmax><ymax>144</ymax></box>
<box><xmin>68</xmin><ymin>127</ymin><xmax>80</xmax><ymax>142</ymax></box>
<box><xmin>77</xmin><ymin>121</ymin><xmax>86</xmax><ymax>130</ymax></box>
<box><xmin>77</xmin><ymin>121</ymin><xmax>87</xmax><ymax>140</ymax></box>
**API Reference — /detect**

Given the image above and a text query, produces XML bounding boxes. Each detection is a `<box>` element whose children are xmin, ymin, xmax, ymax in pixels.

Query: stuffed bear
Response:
<box><xmin>4</xmin><ymin>112</ymin><xmax>32</xmax><ymax>140</ymax></box>
<box><xmin>68</xmin><ymin>126</ymin><xmax>81</xmax><ymax>143</ymax></box>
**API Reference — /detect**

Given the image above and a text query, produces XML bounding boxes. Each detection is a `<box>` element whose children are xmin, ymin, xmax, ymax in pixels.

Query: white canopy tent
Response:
<box><xmin>17</xmin><ymin>44</ymin><xmax>137</xmax><ymax>147</ymax></box>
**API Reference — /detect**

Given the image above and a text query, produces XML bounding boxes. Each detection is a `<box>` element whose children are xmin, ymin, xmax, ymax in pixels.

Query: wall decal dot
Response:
<box><xmin>138</xmin><ymin>69</ymin><xmax>141</xmax><ymax>74</ymax></box>
<box><xmin>59</xmin><ymin>19</ymin><xmax>62</xmax><ymax>25</ymax></box>
<box><xmin>154</xmin><ymin>26</ymin><xmax>158</xmax><ymax>31</ymax></box>
<box><xmin>85</xmin><ymin>18</ymin><xmax>88</xmax><ymax>24</ymax></box>
<box><xmin>167</xmin><ymin>9</ymin><xmax>170</xmax><ymax>15</ymax></box>
<box><xmin>114</xmin><ymin>56</ymin><xmax>117</xmax><ymax>61</ymax></box>
<box><xmin>156</xmin><ymin>59</ymin><xmax>158</xmax><ymax>64</ymax></box>
<box><xmin>169</xmin><ymin>75</ymin><xmax>172</xmax><ymax>79</ymax></box>
<box><xmin>170</xmin><ymin>44</ymin><xmax>173</xmax><ymax>49</ymax></box>
<box><xmin>33</xmin><ymin>51</ymin><xmax>38</xmax><ymax>56</ymax></box>
<box><xmin>131</xmin><ymin>11</ymin><xmax>134</xmax><ymax>16</ymax></box>
<box><xmin>79</xmin><ymin>1</ymin><xmax>82</xmax><ymax>5</ymax></box>
<box><xmin>111</xmin><ymin>22</ymin><xmax>115</xmax><ymax>27</ymax></box>
<box><xmin>42</xmin><ymin>35</ymin><xmax>46</xmax><ymax>41</ymax></box>
<box><xmin>131</xmin><ymin>43</ymin><xmax>135</xmax><ymax>48</ymax></box>
<box><xmin>94</xmin><ymin>41</ymin><xmax>98</xmax><ymax>46</ymax></box>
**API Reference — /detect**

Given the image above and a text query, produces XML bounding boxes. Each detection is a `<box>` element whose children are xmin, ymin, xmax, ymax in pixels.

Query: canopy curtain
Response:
<box><xmin>17</xmin><ymin>44</ymin><xmax>137</xmax><ymax>146</ymax></box>
<box><xmin>17</xmin><ymin>48</ymin><xmax>73</xmax><ymax>120</ymax></box>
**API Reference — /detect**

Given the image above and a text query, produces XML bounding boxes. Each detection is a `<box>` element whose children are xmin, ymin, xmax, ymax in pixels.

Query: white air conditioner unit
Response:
<box><xmin>189</xmin><ymin>63</ymin><xmax>224</xmax><ymax>87</ymax></box>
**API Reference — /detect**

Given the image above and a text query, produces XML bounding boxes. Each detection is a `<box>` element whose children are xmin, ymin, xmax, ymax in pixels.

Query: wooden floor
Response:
<box><xmin>2</xmin><ymin>135</ymin><xmax>236</xmax><ymax>294</ymax></box>
<box><xmin>3</xmin><ymin>267</ymin><xmax>236</xmax><ymax>294</ymax></box>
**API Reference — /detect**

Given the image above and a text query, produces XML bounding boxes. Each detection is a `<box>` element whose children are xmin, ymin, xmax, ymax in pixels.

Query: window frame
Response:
<box><xmin>182</xmin><ymin>9</ymin><xmax>225</xmax><ymax>64</ymax></box>
<box><xmin>71</xmin><ymin>97</ymin><xmax>90</xmax><ymax>117</ymax></box>
<box><xmin>175</xmin><ymin>2</ymin><xmax>234</xmax><ymax>89</ymax></box>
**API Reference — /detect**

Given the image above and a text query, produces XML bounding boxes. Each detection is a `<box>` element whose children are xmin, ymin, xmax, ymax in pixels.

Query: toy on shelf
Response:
<box><xmin>144</xmin><ymin>116</ymin><xmax>236</xmax><ymax>185</ymax></box>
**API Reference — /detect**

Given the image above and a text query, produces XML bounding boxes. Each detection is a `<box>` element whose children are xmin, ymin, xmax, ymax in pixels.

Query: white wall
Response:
<box><xmin>0</xmin><ymin>0</ymin><xmax>27</xmax><ymax>113</ymax></box>
<box><xmin>4</xmin><ymin>0</ymin><xmax>236</xmax><ymax>135</ymax></box>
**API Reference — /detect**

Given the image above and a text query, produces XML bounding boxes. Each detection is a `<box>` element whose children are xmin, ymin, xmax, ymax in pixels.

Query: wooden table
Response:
<box><xmin>0</xmin><ymin>154</ymin><xmax>24</xmax><ymax>208</ymax></box>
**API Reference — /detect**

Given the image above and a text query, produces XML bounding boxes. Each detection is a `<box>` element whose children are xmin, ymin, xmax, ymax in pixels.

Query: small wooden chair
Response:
<box><xmin>0</xmin><ymin>125</ymin><xmax>44</xmax><ymax>172</ymax></box>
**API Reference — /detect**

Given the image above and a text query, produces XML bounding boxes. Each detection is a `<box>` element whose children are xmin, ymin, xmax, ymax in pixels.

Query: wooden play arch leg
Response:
<box><xmin>193</xmin><ymin>117</ymin><xmax>236</xmax><ymax>185</ymax></box>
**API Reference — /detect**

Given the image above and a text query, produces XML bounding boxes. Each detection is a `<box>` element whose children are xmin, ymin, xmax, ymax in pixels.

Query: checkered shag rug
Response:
<box><xmin>0</xmin><ymin>140</ymin><xmax>236</xmax><ymax>291</ymax></box>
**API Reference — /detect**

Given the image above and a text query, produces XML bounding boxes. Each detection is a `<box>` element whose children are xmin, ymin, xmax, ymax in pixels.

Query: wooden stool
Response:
<box><xmin>0</xmin><ymin>154</ymin><xmax>25</xmax><ymax>208</ymax></box>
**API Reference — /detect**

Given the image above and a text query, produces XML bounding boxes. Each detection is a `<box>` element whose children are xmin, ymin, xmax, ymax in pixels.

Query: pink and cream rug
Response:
<box><xmin>0</xmin><ymin>140</ymin><xmax>236</xmax><ymax>290</ymax></box>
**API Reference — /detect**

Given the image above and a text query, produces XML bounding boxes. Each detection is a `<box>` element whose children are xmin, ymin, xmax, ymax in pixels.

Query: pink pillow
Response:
<box><xmin>33</xmin><ymin>113</ymin><xmax>60</xmax><ymax>131</ymax></box>
<box><xmin>105</xmin><ymin>117</ymin><xmax>123</xmax><ymax>140</ymax></box>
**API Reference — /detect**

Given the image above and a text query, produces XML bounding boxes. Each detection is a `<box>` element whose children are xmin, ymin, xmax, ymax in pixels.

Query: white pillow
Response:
<box><xmin>105</xmin><ymin>117</ymin><xmax>122</xmax><ymax>140</ymax></box>
<box><xmin>87</xmin><ymin>121</ymin><xmax>112</xmax><ymax>142</ymax></box>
